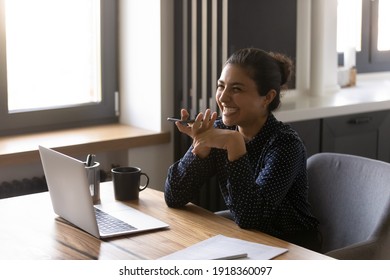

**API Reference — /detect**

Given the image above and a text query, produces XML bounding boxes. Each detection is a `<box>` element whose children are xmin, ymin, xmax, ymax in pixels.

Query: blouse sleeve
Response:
<box><xmin>164</xmin><ymin>147</ymin><xmax>216</xmax><ymax>207</ymax></box>
<box><xmin>224</xmin><ymin>133</ymin><xmax>306</xmax><ymax>229</ymax></box>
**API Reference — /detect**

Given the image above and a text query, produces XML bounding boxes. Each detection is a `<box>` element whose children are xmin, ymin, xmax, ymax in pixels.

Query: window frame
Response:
<box><xmin>356</xmin><ymin>0</ymin><xmax>390</xmax><ymax>72</ymax></box>
<box><xmin>0</xmin><ymin>0</ymin><xmax>119</xmax><ymax>136</ymax></box>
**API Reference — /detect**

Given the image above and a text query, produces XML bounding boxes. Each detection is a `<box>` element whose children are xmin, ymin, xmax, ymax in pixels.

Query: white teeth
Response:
<box><xmin>224</xmin><ymin>107</ymin><xmax>238</xmax><ymax>113</ymax></box>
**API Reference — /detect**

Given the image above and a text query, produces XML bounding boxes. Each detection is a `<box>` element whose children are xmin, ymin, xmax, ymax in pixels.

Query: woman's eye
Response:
<box><xmin>232</xmin><ymin>87</ymin><xmax>242</xmax><ymax>92</ymax></box>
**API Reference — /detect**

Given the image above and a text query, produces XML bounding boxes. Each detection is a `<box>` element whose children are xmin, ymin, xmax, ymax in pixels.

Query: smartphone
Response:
<box><xmin>167</xmin><ymin>117</ymin><xmax>196</xmax><ymax>124</ymax></box>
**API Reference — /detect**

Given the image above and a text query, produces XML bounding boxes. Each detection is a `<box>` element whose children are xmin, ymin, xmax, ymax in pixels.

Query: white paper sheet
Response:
<box><xmin>159</xmin><ymin>234</ymin><xmax>288</xmax><ymax>260</ymax></box>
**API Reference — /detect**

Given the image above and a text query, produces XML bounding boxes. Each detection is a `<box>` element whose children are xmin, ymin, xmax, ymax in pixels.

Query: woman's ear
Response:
<box><xmin>264</xmin><ymin>89</ymin><xmax>277</xmax><ymax>106</ymax></box>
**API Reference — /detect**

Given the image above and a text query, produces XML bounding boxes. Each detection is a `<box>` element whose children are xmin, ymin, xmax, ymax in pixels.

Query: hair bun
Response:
<box><xmin>269</xmin><ymin>52</ymin><xmax>293</xmax><ymax>88</ymax></box>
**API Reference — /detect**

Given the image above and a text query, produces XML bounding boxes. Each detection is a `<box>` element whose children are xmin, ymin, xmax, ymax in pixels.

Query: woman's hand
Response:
<box><xmin>192</xmin><ymin>128</ymin><xmax>246</xmax><ymax>161</ymax></box>
<box><xmin>174</xmin><ymin>108</ymin><xmax>246</xmax><ymax>161</ymax></box>
<box><xmin>175</xmin><ymin>109</ymin><xmax>217</xmax><ymax>158</ymax></box>
<box><xmin>175</xmin><ymin>109</ymin><xmax>216</xmax><ymax>136</ymax></box>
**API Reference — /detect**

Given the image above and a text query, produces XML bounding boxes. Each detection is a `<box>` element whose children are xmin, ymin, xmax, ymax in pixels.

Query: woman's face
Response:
<box><xmin>216</xmin><ymin>64</ymin><xmax>269</xmax><ymax>127</ymax></box>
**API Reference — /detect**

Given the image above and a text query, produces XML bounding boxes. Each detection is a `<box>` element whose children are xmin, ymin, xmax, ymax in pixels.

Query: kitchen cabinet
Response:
<box><xmin>288</xmin><ymin>119</ymin><xmax>321</xmax><ymax>158</ymax></box>
<box><xmin>288</xmin><ymin>110</ymin><xmax>390</xmax><ymax>163</ymax></box>
<box><xmin>321</xmin><ymin>110</ymin><xmax>390</xmax><ymax>162</ymax></box>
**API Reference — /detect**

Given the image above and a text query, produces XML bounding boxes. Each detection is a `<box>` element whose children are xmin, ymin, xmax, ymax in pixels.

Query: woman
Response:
<box><xmin>165</xmin><ymin>48</ymin><xmax>321</xmax><ymax>251</ymax></box>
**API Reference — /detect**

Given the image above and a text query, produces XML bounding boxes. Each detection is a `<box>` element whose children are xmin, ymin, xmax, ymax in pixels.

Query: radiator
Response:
<box><xmin>0</xmin><ymin>176</ymin><xmax>48</xmax><ymax>199</ymax></box>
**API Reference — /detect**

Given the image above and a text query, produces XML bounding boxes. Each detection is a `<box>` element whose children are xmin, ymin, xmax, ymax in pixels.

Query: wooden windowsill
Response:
<box><xmin>0</xmin><ymin>124</ymin><xmax>171</xmax><ymax>167</ymax></box>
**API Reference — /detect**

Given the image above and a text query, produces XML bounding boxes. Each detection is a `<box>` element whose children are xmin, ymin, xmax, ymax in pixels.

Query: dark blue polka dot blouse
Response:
<box><xmin>164</xmin><ymin>114</ymin><xmax>319</xmax><ymax>239</ymax></box>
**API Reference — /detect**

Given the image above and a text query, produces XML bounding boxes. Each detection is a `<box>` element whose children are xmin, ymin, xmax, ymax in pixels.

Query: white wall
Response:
<box><xmin>118</xmin><ymin>0</ymin><xmax>174</xmax><ymax>191</ymax></box>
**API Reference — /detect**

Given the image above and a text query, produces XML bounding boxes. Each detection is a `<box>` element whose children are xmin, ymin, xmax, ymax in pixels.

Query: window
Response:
<box><xmin>0</xmin><ymin>0</ymin><xmax>118</xmax><ymax>136</ymax></box>
<box><xmin>337</xmin><ymin>0</ymin><xmax>362</xmax><ymax>53</ymax></box>
<box><xmin>337</xmin><ymin>0</ymin><xmax>390</xmax><ymax>72</ymax></box>
<box><xmin>377</xmin><ymin>0</ymin><xmax>390</xmax><ymax>51</ymax></box>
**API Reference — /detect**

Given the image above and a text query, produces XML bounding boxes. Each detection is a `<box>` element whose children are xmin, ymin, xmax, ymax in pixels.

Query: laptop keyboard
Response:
<box><xmin>94</xmin><ymin>207</ymin><xmax>137</xmax><ymax>235</ymax></box>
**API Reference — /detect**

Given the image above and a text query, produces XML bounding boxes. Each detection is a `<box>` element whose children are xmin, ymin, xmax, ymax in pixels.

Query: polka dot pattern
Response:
<box><xmin>164</xmin><ymin>114</ymin><xmax>319</xmax><ymax>238</ymax></box>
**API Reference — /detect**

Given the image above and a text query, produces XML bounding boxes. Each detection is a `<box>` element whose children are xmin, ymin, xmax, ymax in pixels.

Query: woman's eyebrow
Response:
<box><xmin>218</xmin><ymin>80</ymin><xmax>245</xmax><ymax>87</ymax></box>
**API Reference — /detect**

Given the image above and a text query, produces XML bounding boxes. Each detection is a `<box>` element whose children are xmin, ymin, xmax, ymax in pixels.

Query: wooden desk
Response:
<box><xmin>0</xmin><ymin>182</ymin><xmax>332</xmax><ymax>260</ymax></box>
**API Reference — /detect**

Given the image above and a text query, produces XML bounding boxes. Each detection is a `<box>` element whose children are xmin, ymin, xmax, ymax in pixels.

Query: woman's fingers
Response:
<box><xmin>175</xmin><ymin>108</ymin><xmax>218</xmax><ymax>139</ymax></box>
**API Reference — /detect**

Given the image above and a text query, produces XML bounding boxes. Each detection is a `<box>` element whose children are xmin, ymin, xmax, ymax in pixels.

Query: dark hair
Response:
<box><xmin>225</xmin><ymin>48</ymin><xmax>293</xmax><ymax>111</ymax></box>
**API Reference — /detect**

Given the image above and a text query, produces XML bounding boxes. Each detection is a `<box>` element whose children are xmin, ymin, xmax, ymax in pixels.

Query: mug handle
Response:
<box><xmin>139</xmin><ymin>172</ymin><xmax>149</xmax><ymax>191</ymax></box>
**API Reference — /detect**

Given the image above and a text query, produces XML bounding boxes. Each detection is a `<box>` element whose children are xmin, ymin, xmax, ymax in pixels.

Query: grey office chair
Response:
<box><xmin>307</xmin><ymin>153</ymin><xmax>390</xmax><ymax>259</ymax></box>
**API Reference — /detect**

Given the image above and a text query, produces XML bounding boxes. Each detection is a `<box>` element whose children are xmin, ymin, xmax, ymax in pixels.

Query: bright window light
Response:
<box><xmin>337</xmin><ymin>0</ymin><xmax>362</xmax><ymax>53</ymax></box>
<box><xmin>5</xmin><ymin>0</ymin><xmax>101</xmax><ymax>113</ymax></box>
<box><xmin>378</xmin><ymin>0</ymin><xmax>390</xmax><ymax>51</ymax></box>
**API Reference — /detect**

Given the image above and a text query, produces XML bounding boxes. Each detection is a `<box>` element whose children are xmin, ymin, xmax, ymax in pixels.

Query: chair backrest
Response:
<box><xmin>307</xmin><ymin>153</ymin><xmax>390</xmax><ymax>254</ymax></box>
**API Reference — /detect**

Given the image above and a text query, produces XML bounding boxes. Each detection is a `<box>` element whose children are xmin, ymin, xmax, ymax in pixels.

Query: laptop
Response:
<box><xmin>38</xmin><ymin>145</ymin><xmax>169</xmax><ymax>239</ymax></box>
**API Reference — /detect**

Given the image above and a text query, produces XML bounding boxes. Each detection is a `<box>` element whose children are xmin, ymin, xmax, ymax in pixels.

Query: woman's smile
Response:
<box><xmin>222</xmin><ymin>106</ymin><xmax>239</xmax><ymax>116</ymax></box>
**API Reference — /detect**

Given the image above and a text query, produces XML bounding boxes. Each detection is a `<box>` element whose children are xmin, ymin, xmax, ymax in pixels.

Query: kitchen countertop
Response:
<box><xmin>275</xmin><ymin>77</ymin><xmax>390</xmax><ymax>122</ymax></box>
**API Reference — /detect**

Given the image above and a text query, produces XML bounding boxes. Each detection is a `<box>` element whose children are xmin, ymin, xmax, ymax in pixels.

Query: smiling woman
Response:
<box><xmin>165</xmin><ymin>48</ymin><xmax>322</xmax><ymax>252</ymax></box>
<box><xmin>0</xmin><ymin>0</ymin><xmax>118</xmax><ymax>135</ymax></box>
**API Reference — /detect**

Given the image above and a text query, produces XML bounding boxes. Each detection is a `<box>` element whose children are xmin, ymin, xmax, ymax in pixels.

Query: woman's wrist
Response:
<box><xmin>226</xmin><ymin>132</ymin><xmax>247</xmax><ymax>161</ymax></box>
<box><xmin>192</xmin><ymin>142</ymin><xmax>211</xmax><ymax>158</ymax></box>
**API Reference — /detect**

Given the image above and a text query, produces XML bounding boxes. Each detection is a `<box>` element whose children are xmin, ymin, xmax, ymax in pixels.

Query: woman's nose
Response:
<box><xmin>218</xmin><ymin>89</ymin><xmax>230</xmax><ymax>103</ymax></box>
